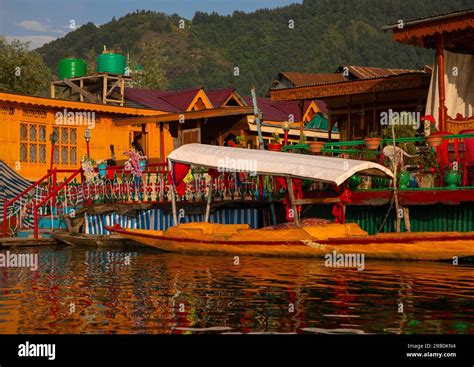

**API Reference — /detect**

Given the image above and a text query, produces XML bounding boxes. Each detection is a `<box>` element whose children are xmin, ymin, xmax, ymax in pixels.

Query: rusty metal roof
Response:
<box><xmin>383</xmin><ymin>8</ymin><xmax>473</xmax><ymax>30</ymax></box>
<box><xmin>271</xmin><ymin>65</ymin><xmax>428</xmax><ymax>90</ymax></box>
<box><xmin>338</xmin><ymin>65</ymin><xmax>425</xmax><ymax>79</ymax></box>
<box><xmin>279</xmin><ymin>72</ymin><xmax>347</xmax><ymax>87</ymax></box>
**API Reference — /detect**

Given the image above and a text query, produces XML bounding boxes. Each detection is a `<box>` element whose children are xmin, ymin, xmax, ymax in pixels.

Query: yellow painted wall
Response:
<box><xmin>0</xmin><ymin>102</ymin><xmax>174</xmax><ymax>181</ymax></box>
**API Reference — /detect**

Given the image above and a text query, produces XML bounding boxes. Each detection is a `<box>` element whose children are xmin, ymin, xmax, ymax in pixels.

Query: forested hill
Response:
<box><xmin>36</xmin><ymin>0</ymin><xmax>472</xmax><ymax>95</ymax></box>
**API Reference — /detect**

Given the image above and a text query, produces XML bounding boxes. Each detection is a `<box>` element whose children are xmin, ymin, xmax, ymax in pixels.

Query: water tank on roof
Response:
<box><xmin>58</xmin><ymin>58</ymin><xmax>87</xmax><ymax>80</ymax></box>
<box><xmin>96</xmin><ymin>52</ymin><xmax>126</xmax><ymax>75</ymax></box>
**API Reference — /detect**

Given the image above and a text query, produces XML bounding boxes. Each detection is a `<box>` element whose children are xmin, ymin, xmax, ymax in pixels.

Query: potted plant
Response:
<box><xmin>399</xmin><ymin>170</ymin><xmax>410</xmax><ymax>190</ymax></box>
<box><xmin>415</xmin><ymin>148</ymin><xmax>437</xmax><ymax>188</ymax></box>
<box><xmin>81</xmin><ymin>156</ymin><xmax>97</xmax><ymax>183</ymax></box>
<box><xmin>425</xmin><ymin>122</ymin><xmax>449</xmax><ymax>147</ymax></box>
<box><xmin>124</xmin><ymin>149</ymin><xmax>147</xmax><ymax>177</ymax></box>
<box><xmin>268</xmin><ymin>132</ymin><xmax>283</xmax><ymax>152</ymax></box>
<box><xmin>235</xmin><ymin>135</ymin><xmax>246</xmax><ymax>148</ymax></box>
<box><xmin>308</xmin><ymin>136</ymin><xmax>325</xmax><ymax>153</ymax></box>
<box><xmin>364</xmin><ymin>131</ymin><xmax>382</xmax><ymax>150</ymax></box>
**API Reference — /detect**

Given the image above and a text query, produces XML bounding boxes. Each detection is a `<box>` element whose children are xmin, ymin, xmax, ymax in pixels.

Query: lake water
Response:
<box><xmin>0</xmin><ymin>245</ymin><xmax>473</xmax><ymax>334</ymax></box>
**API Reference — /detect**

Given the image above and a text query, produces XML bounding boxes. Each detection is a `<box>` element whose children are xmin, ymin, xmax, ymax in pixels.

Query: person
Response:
<box><xmin>132</xmin><ymin>133</ymin><xmax>145</xmax><ymax>155</ymax></box>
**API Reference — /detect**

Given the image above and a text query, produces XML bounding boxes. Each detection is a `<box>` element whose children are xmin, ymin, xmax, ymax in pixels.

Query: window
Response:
<box><xmin>19</xmin><ymin>123</ymin><xmax>46</xmax><ymax>164</ymax></box>
<box><xmin>52</xmin><ymin>126</ymin><xmax>77</xmax><ymax>165</ymax></box>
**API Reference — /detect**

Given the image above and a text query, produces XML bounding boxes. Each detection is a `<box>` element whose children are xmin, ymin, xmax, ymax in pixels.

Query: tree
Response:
<box><xmin>0</xmin><ymin>37</ymin><xmax>52</xmax><ymax>96</ymax></box>
<box><xmin>132</xmin><ymin>38</ymin><xmax>169</xmax><ymax>89</ymax></box>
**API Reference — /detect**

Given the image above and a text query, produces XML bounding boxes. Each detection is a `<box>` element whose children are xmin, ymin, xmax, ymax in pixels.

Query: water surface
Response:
<box><xmin>0</xmin><ymin>246</ymin><xmax>473</xmax><ymax>334</ymax></box>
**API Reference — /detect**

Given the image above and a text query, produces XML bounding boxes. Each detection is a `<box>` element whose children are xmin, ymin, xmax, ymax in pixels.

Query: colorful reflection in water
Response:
<box><xmin>0</xmin><ymin>246</ymin><xmax>473</xmax><ymax>334</ymax></box>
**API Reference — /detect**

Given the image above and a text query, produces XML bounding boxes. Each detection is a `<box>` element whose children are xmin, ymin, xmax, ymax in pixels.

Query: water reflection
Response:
<box><xmin>0</xmin><ymin>246</ymin><xmax>473</xmax><ymax>334</ymax></box>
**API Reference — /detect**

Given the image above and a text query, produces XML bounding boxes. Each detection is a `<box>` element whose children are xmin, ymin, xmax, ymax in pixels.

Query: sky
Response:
<box><xmin>0</xmin><ymin>0</ymin><xmax>302</xmax><ymax>49</ymax></box>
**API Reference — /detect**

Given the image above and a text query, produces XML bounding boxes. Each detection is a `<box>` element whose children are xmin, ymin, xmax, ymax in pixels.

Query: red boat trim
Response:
<box><xmin>318</xmin><ymin>233</ymin><xmax>474</xmax><ymax>244</ymax></box>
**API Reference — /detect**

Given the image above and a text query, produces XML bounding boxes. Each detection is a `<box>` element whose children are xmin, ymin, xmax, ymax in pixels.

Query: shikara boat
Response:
<box><xmin>106</xmin><ymin>144</ymin><xmax>474</xmax><ymax>261</ymax></box>
<box><xmin>51</xmin><ymin>231</ymin><xmax>133</xmax><ymax>247</ymax></box>
<box><xmin>106</xmin><ymin>222</ymin><xmax>474</xmax><ymax>260</ymax></box>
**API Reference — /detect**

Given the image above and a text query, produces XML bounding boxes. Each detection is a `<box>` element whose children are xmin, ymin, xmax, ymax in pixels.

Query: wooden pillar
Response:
<box><xmin>169</xmin><ymin>160</ymin><xmax>178</xmax><ymax>226</ymax></box>
<box><xmin>50</xmin><ymin>83</ymin><xmax>55</xmax><ymax>98</ymax></box>
<box><xmin>160</xmin><ymin>122</ymin><xmax>165</xmax><ymax>163</ymax></box>
<box><xmin>437</xmin><ymin>33</ymin><xmax>446</xmax><ymax>132</ymax></box>
<box><xmin>204</xmin><ymin>181</ymin><xmax>212</xmax><ymax>222</ymax></box>
<box><xmin>120</xmin><ymin>78</ymin><xmax>125</xmax><ymax>106</ymax></box>
<box><xmin>348</xmin><ymin>96</ymin><xmax>352</xmax><ymax>141</ymax></box>
<box><xmin>328</xmin><ymin>112</ymin><xmax>332</xmax><ymax>142</ymax></box>
<box><xmin>141</xmin><ymin>123</ymin><xmax>147</xmax><ymax>156</ymax></box>
<box><xmin>177</xmin><ymin>123</ymin><xmax>182</xmax><ymax>148</ymax></box>
<box><xmin>79</xmin><ymin>79</ymin><xmax>84</xmax><ymax>102</ymax></box>
<box><xmin>373</xmin><ymin>93</ymin><xmax>377</xmax><ymax>135</ymax></box>
<box><xmin>286</xmin><ymin>177</ymin><xmax>300</xmax><ymax>227</ymax></box>
<box><xmin>102</xmin><ymin>75</ymin><xmax>107</xmax><ymax>104</ymax></box>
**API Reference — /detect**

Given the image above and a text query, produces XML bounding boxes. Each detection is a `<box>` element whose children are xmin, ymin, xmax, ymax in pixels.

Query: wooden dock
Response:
<box><xmin>0</xmin><ymin>237</ymin><xmax>59</xmax><ymax>247</ymax></box>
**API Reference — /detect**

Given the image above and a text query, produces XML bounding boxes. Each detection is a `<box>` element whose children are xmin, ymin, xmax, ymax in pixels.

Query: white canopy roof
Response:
<box><xmin>168</xmin><ymin>144</ymin><xmax>393</xmax><ymax>186</ymax></box>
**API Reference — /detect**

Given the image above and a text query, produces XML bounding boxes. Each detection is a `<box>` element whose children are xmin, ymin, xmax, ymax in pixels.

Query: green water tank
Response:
<box><xmin>96</xmin><ymin>52</ymin><xmax>126</xmax><ymax>75</ymax></box>
<box><xmin>58</xmin><ymin>58</ymin><xmax>87</xmax><ymax>80</ymax></box>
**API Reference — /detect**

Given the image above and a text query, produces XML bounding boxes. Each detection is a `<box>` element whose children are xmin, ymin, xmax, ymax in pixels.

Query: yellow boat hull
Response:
<box><xmin>105</xmin><ymin>222</ymin><xmax>474</xmax><ymax>261</ymax></box>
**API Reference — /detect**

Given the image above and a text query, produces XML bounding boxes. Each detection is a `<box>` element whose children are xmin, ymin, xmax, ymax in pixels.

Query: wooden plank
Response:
<box><xmin>113</xmin><ymin>106</ymin><xmax>254</xmax><ymax>126</ymax></box>
<box><xmin>0</xmin><ymin>237</ymin><xmax>58</xmax><ymax>247</ymax></box>
<box><xmin>62</xmin><ymin>79</ymin><xmax>102</xmax><ymax>103</ymax></box>
<box><xmin>293</xmin><ymin>197</ymin><xmax>341</xmax><ymax>205</ymax></box>
<box><xmin>286</xmin><ymin>177</ymin><xmax>300</xmax><ymax>226</ymax></box>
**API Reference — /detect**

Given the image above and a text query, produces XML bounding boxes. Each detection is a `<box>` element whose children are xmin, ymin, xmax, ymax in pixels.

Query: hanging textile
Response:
<box><xmin>332</xmin><ymin>188</ymin><xmax>352</xmax><ymax>224</ymax></box>
<box><xmin>172</xmin><ymin>162</ymin><xmax>190</xmax><ymax>196</ymax></box>
<box><xmin>425</xmin><ymin>50</ymin><xmax>474</xmax><ymax>124</ymax></box>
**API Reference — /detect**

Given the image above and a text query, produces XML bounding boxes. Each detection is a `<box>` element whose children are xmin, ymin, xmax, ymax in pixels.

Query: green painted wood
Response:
<box><xmin>306</xmin><ymin>203</ymin><xmax>474</xmax><ymax>235</ymax></box>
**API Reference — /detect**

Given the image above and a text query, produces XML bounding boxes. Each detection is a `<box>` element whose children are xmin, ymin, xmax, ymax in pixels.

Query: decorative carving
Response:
<box><xmin>446</xmin><ymin>113</ymin><xmax>474</xmax><ymax>134</ymax></box>
<box><xmin>22</xmin><ymin>109</ymin><xmax>47</xmax><ymax>119</ymax></box>
<box><xmin>0</xmin><ymin>107</ymin><xmax>14</xmax><ymax>115</ymax></box>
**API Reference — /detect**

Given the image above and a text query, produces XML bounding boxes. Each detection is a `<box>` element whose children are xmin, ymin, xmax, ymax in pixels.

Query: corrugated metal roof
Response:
<box><xmin>271</xmin><ymin>67</ymin><xmax>428</xmax><ymax>90</ymax></box>
<box><xmin>244</xmin><ymin>96</ymin><xmax>290</xmax><ymax>122</ymax></box>
<box><xmin>339</xmin><ymin>65</ymin><xmax>425</xmax><ymax>79</ymax></box>
<box><xmin>280</xmin><ymin>72</ymin><xmax>347</xmax><ymax>86</ymax></box>
<box><xmin>124</xmin><ymin>88</ymin><xmax>181</xmax><ymax>112</ymax></box>
<box><xmin>206</xmin><ymin>88</ymin><xmax>236</xmax><ymax>107</ymax></box>
<box><xmin>383</xmin><ymin>8</ymin><xmax>473</xmax><ymax>30</ymax></box>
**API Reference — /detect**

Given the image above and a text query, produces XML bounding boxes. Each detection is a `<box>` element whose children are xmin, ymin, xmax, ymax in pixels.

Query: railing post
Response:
<box><xmin>2</xmin><ymin>199</ymin><xmax>7</xmax><ymax>238</ymax></box>
<box><xmin>34</xmin><ymin>204</ymin><xmax>39</xmax><ymax>239</ymax></box>
<box><xmin>52</xmin><ymin>168</ymin><xmax>57</xmax><ymax>207</ymax></box>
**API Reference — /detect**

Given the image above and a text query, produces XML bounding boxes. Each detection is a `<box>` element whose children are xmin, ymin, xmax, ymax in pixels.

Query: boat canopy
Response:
<box><xmin>167</xmin><ymin>144</ymin><xmax>393</xmax><ymax>186</ymax></box>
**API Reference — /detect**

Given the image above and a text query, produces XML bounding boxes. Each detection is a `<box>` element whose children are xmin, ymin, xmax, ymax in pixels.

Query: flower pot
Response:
<box><xmin>445</xmin><ymin>170</ymin><xmax>459</xmax><ymax>189</ymax></box>
<box><xmin>97</xmin><ymin>163</ymin><xmax>107</xmax><ymax>178</ymax></box>
<box><xmin>348</xmin><ymin>175</ymin><xmax>361</xmax><ymax>190</ymax></box>
<box><xmin>268</xmin><ymin>143</ymin><xmax>283</xmax><ymax>152</ymax></box>
<box><xmin>416</xmin><ymin>173</ymin><xmax>434</xmax><ymax>188</ymax></box>
<box><xmin>364</xmin><ymin>137</ymin><xmax>382</xmax><ymax>150</ymax></box>
<box><xmin>308</xmin><ymin>141</ymin><xmax>325</xmax><ymax>153</ymax></box>
<box><xmin>426</xmin><ymin>132</ymin><xmax>449</xmax><ymax>147</ymax></box>
<box><xmin>426</xmin><ymin>135</ymin><xmax>443</xmax><ymax>147</ymax></box>
<box><xmin>399</xmin><ymin>171</ymin><xmax>410</xmax><ymax>190</ymax></box>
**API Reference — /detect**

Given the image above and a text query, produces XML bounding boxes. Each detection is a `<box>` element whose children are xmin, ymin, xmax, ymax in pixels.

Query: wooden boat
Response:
<box><xmin>106</xmin><ymin>222</ymin><xmax>474</xmax><ymax>260</ymax></box>
<box><xmin>106</xmin><ymin>144</ymin><xmax>474</xmax><ymax>261</ymax></box>
<box><xmin>51</xmin><ymin>231</ymin><xmax>134</xmax><ymax>247</ymax></box>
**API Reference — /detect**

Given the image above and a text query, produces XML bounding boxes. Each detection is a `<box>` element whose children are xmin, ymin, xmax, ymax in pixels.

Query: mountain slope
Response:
<box><xmin>36</xmin><ymin>0</ymin><xmax>472</xmax><ymax>95</ymax></box>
